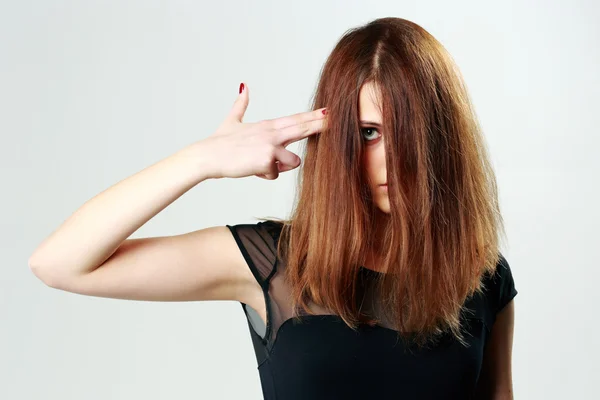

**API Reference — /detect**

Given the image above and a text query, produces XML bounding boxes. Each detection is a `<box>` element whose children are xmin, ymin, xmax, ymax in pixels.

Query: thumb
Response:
<box><xmin>227</xmin><ymin>82</ymin><xmax>249</xmax><ymax>123</ymax></box>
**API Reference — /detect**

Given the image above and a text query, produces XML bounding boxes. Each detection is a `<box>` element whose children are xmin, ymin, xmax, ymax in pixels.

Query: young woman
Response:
<box><xmin>29</xmin><ymin>17</ymin><xmax>517</xmax><ymax>399</ymax></box>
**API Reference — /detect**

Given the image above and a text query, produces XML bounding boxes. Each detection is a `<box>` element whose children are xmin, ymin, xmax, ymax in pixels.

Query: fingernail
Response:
<box><xmin>239</xmin><ymin>83</ymin><xmax>245</xmax><ymax>94</ymax></box>
<box><xmin>322</xmin><ymin>108</ymin><xmax>327</xmax><ymax>115</ymax></box>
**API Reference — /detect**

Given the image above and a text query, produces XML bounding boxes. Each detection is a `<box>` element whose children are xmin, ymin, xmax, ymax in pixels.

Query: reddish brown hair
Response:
<box><xmin>265</xmin><ymin>17</ymin><xmax>505</xmax><ymax>346</ymax></box>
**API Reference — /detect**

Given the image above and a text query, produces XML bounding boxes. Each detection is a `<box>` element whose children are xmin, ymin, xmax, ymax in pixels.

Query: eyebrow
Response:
<box><xmin>359</xmin><ymin>120</ymin><xmax>382</xmax><ymax>127</ymax></box>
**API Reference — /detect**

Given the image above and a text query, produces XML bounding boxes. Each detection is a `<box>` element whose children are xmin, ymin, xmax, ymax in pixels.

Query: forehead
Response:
<box><xmin>358</xmin><ymin>81</ymin><xmax>383</xmax><ymax>121</ymax></box>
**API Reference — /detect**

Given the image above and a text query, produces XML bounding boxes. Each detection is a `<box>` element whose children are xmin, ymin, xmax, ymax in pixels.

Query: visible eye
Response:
<box><xmin>360</xmin><ymin>127</ymin><xmax>381</xmax><ymax>143</ymax></box>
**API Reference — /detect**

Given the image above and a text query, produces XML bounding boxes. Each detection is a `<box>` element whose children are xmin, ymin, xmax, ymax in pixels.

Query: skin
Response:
<box><xmin>30</xmin><ymin>79</ymin><xmax>514</xmax><ymax>397</ymax></box>
<box><xmin>359</xmin><ymin>81</ymin><xmax>390</xmax><ymax>215</ymax></box>
<box><xmin>358</xmin><ymin>81</ymin><xmax>515</xmax><ymax>399</ymax></box>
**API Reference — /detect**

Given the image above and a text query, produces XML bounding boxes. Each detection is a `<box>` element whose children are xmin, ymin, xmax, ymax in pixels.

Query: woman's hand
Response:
<box><xmin>199</xmin><ymin>82</ymin><xmax>327</xmax><ymax>180</ymax></box>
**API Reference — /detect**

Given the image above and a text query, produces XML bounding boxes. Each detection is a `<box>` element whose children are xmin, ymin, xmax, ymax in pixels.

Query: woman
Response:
<box><xmin>29</xmin><ymin>17</ymin><xmax>517</xmax><ymax>399</ymax></box>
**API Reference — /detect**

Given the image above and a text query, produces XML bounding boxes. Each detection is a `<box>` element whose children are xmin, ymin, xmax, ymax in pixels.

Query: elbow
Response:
<box><xmin>28</xmin><ymin>255</ymin><xmax>64</xmax><ymax>289</ymax></box>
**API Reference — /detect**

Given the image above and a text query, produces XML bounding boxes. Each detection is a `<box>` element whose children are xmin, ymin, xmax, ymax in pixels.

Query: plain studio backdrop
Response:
<box><xmin>1</xmin><ymin>0</ymin><xmax>598</xmax><ymax>399</ymax></box>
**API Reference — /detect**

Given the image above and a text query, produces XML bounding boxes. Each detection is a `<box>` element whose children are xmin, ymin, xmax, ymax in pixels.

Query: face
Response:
<box><xmin>359</xmin><ymin>81</ymin><xmax>390</xmax><ymax>214</ymax></box>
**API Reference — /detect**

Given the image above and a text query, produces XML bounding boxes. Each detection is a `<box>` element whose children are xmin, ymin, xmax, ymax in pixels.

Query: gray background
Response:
<box><xmin>2</xmin><ymin>0</ymin><xmax>598</xmax><ymax>398</ymax></box>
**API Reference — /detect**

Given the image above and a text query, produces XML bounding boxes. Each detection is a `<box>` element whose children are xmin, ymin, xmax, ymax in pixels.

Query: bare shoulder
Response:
<box><xmin>46</xmin><ymin>225</ymin><xmax>262</xmax><ymax>306</ymax></box>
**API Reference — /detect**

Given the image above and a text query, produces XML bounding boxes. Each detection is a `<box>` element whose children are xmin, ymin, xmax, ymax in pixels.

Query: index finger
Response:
<box><xmin>278</xmin><ymin>117</ymin><xmax>327</xmax><ymax>147</ymax></box>
<box><xmin>268</xmin><ymin>108</ymin><xmax>327</xmax><ymax>131</ymax></box>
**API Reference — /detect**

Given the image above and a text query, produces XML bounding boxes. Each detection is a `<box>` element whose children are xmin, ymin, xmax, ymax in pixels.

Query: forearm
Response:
<box><xmin>29</xmin><ymin>141</ymin><xmax>214</xmax><ymax>282</ymax></box>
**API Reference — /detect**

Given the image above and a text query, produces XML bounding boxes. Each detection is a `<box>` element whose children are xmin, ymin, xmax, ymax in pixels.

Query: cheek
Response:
<box><xmin>362</xmin><ymin>152</ymin><xmax>377</xmax><ymax>184</ymax></box>
<box><xmin>363</xmin><ymin>145</ymin><xmax>386</xmax><ymax>176</ymax></box>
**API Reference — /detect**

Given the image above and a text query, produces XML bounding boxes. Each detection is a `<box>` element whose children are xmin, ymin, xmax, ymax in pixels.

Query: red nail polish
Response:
<box><xmin>239</xmin><ymin>83</ymin><xmax>245</xmax><ymax>94</ymax></box>
<box><xmin>322</xmin><ymin>108</ymin><xmax>327</xmax><ymax>115</ymax></box>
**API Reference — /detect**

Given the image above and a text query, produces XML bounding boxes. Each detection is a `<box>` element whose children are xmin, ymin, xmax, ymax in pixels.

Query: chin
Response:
<box><xmin>376</xmin><ymin>198</ymin><xmax>391</xmax><ymax>214</ymax></box>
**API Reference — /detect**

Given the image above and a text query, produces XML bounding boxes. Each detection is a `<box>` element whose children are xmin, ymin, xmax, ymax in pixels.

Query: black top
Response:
<box><xmin>226</xmin><ymin>220</ymin><xmax>517</xmax><ymax>400</ymax></box>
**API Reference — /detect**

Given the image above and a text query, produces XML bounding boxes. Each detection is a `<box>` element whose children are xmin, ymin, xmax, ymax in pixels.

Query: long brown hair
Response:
<box><xmin>265</xmin><ymin>17</ymin><xmax>505</xmax><ymax>346</ymax></box>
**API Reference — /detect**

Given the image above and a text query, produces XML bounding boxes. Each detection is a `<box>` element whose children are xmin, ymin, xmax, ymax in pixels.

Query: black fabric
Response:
<box><xmin>226</xmin><ymin>220</ymin><xmax>517</xmax><ymax>400</ymax></box>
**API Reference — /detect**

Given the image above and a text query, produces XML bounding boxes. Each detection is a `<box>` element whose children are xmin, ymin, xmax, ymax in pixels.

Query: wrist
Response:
<box><xmin>176</xmin><ymin>140</ymin><xmax>221</xmax><ymax>182</ymax></box>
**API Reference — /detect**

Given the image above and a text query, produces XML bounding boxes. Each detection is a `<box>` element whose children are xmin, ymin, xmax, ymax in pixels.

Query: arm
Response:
<box><xmin>28</xmin><ymin>83</ymin><xmax>326</xmax><ymax>307</ymax></box>
<box><xmin>475</xmin><ymin>300</ymin><xmax>516</xmax><ymax>399</ymax></box>
<box><xmin>28</xmin><ymin>142</ymin><xmax>260</xmax><ymax>305</ymax></box>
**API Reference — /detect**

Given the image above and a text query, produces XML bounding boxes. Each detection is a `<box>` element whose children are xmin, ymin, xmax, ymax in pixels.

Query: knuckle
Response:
<box><xmin>255</xmin><ymin>120</ymin><xmax>268</xmax><ymax>131</ymax></box>
<box><xmin>264</xmin><ymin>145</ymin><xmax>277</xmax><ymax>159</ymax></box>
<box><xmin>270</xmin><ymin>119</ymin><xmax>284</xmax><ymax>130</ymax></box>
<box><xmin>259</xmin><ymin>158</ymin><xmax>272</xmax><ymax>173</ymax></box>
<box><xmin>262</xmin><ymin>120</ymin><xmax>276</xmax><ymax>130</ymax></box>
